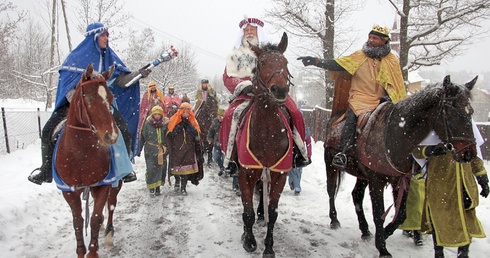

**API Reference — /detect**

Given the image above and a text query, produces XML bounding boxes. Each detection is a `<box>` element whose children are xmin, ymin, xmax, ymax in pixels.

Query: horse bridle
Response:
<box><xmin>66</xmin><ymin>78</ymin><xmax>107</xmax><ymax>134</ymax></box>
<box><xmin>438</xmin><ymin>90</ymin><xmax>476</xmax><ymax>155</ymax></box>
<box><xmin>254</xmin><ymin>50</ymin><xmax>293</xmax><ymax>102</ymax></box>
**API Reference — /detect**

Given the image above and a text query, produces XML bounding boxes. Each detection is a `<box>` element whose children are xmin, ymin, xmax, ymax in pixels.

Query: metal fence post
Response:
<box><xmin>1</xmin><ymin>107</ymin><xmax>10</xmax><ymax>153</ymax></box>
<box><xmin>37</xmin><ymin>108</ymin><xmax>42</xmax><ymax>138</ymax></box>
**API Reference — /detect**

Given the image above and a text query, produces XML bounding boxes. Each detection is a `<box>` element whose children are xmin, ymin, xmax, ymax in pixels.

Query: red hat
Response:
<box><xmin>239</xmin><ymin>18</ymin><xmax>264</xmax><ymax>29</ymax></box>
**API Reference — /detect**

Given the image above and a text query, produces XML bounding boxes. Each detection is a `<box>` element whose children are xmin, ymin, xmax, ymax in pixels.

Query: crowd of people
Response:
<box><xmin>26</xmin><ymin>17</ymin><xmax>489</xmax><ymax>258</ymax></box>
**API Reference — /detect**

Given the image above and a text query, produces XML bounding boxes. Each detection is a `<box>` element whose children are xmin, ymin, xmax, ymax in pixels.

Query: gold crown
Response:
<box><xmin>371</xmin><ymin>25</ymin><xmax>390</xmax><ymax>36</ymax></box>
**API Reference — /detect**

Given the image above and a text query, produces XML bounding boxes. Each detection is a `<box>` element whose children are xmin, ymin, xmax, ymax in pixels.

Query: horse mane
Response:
<box><xmin>261</xmin><ymin>43</ymin><xmax>281</xmax><ymax>52</ymax></box>
<box><xmin>393</xmin><ymin>79</ymin><xmax>472</xmax><ymax>131</ymax></box>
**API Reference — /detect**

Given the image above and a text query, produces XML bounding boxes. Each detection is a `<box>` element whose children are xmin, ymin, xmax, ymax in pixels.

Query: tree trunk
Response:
<box><xmin>323</xmin><ymin>0</ymin><xmax>335</xmax><ymax>109</ymax></box>
<box><xmin>47</xmin><ymin>0</ymin><xmax>57</xmax><ymax>110</ymax></box>
<box><xmin>61</xmin><ymin>0</ymin><xmax>72</xmax><ymax>52</ymax></box>
<box><xmin>399</xmin><ymin>0</ymin><xmax>410</xmax><ymax>84</ymax></box>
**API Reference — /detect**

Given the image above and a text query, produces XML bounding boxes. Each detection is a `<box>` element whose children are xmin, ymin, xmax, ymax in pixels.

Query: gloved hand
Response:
<box><xmin>242</xmin><ymin>85</ymin><xmax>253</xmax><ymax>95</ymax></box>
<box><xmin>139</xmin><ymin>68</ymin><xmax>151</xmax><ymax>78</ymax></box>
<box><xmin>476</xmin><ymin>174</ymin><xmax>489</xmax><ymax>198</ymax></box>
<box><xmin>297</xmin><ymin>56</ymin><xmax>318</xmax><ymax>67</ymax></box>
<box><xmin>379</xmin><ymin>95</ymin><xmax>392</xmax><ymax>103</ymax></box>
<box><xmin>424</xmin><ymin>145</ymin><xmax>447</xmax><ymax>157</ymax></box>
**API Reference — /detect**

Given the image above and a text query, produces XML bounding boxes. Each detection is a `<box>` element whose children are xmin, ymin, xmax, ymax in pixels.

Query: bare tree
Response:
<box><xmin>0</xmin><ymin>0</ymin><xmax>26</xmax><ymax>97</ymax></box>
<box><xmin>73</xmin><ymin>0</ymin><xmax>131</xmax><ymax>44</ymax></box>
<box><xmin>388</xmin><ymin>0</ymin><xmax>490</xmax><ymax>80</ymax></box>
<box><xmin>123</xmin><ymin>28</ymin><xmax>198</xmax><ymax>97</ymax></box>
<box><xmin>10</xmin><ymin>19</ymin><xmax>54</xmax><ymax>104</ymax></box>
<box><xmin>266</xmin><ymin>0</ymin><xmax>363</xmax><ymax>108</ymax></box>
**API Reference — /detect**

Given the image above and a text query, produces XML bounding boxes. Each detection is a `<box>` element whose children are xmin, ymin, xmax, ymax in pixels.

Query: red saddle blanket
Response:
<box><xmin>236</xmin><ymin>103</ymin><xmax>293</xmax><ymax>172</ymax></box>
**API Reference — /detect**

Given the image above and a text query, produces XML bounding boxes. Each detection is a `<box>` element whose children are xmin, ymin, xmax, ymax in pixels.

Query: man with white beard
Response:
<box><xmin>220</xmin><ymin>17</ymin><xmax>310</xmax><ymax>195</ymax></box>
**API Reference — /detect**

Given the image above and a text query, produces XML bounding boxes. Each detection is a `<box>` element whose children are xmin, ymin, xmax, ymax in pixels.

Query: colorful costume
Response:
<box><xmin>140</xmin><ymin>106</ymin><xmax>169</xmax><ymax>194</ymax></box>
<box><xmin>166</xmin><ymin>103</ymin><xmax>203</xmax><ymax>193</ymax></box>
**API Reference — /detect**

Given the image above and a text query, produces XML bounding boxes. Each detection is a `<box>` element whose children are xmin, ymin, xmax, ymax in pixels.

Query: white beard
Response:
<box><xmin>242</xmin><ymin>35</ymin><xmax>259</xmax><ymax>48</ymax></box>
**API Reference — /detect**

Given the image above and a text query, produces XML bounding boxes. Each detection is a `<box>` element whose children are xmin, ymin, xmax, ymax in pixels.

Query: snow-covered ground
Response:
<box><xmin>0</xmin><ymin>139</ymin><xmax>489</xmax><ymax>258</ymax></box>
<box><xmin>0</xmin><ymin>99</ymin><xmax>489</xmax><ymax>257</ymax></box>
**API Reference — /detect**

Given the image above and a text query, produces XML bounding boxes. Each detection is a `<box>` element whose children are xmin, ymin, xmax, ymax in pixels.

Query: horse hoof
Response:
<box><xmin>243</xmin><ymin>241</ymin><xmax>257</xmax><ymax>253</ymax></box>
<box><xmin>330</xmin><ymin>221</ymin><xmax>341</xmax><ymax>229</ymax></box>
<box><xmin>241</xmin><ymin>233</ymin><xmax>257</xmax><ymax>253</ymax></box>
<box><xmin>361</xmin><ymin>232</ymin><xmax>372</xmax><ymax>241</ymax></box>
<box><xmin>379</xmin><ymin>254</ymin><xmax>392</xmax><ymax>258</ymax></box>
<box><xmin>263</xmin><ymin>253</ymin><xmax>276</xmax><ymax>258</ymax></box>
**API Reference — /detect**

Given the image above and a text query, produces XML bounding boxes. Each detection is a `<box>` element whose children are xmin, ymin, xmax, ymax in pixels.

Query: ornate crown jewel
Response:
<box><xmin>372</xmin><ymin>25</ymin><xmax>390</xmax><ymax>36</ymax></box>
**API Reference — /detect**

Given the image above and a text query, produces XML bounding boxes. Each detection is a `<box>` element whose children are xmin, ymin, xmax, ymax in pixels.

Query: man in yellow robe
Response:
<box><xmin>298</xmin><ymin>24</ymin><xmax>406</xmax><ymax>168</ymax></box>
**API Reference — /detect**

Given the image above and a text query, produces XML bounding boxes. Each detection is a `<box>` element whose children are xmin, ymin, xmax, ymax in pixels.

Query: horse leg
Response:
<box><xmin>432</xmin><ymin>232</ymin><xmax>445</xmax><ymax>258</ymax></box>
<box><xmin>368</xmin><ymin>179</ymin><xmax>391</xmax><ymax>258</ymax></box>
<box><xmin>256</xmin><ymin>181</ymin><xmax>264</xmax><ymax>221</ymax></box>
<box><xmin>87</xmin><ymin>186</ymin><xmax>110</xmax><ymax>258</ymax></box>
<box><xmin>105</xmin><ymin>181</ymin><xmax>122</xmax><ymax>247</ymax></box>
<box><xmin>263</xmin><ymin>173</ymin><xmax>287</xmax><ymax>258</ymax></box>
<box><xmin>239</xmin><ymin>169</ymin><xmax>258</xmax><ymax>253</ymax></box>
<box><xmin>352</xmin><ymin>178</ymin><xmax>372</xmax><ymax>239</ymax></box>
<box><xmin>62</xmin><ymin>191</ymin><xmax>86</xmax><ymax>258</ymax></box>
<box><xmin>384</xmin><ymin>183</ymin><xmax>408</xmax><ymax>239</ymax></box>
<box><xmin>325</xmin><ymin>148</ymin><xmax>341</xmax><ymax>229</ymax></box>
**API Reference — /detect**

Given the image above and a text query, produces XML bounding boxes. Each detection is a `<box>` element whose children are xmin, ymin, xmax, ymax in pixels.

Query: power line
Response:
<box><xmin>127</xmin><ymin>17</ymin><xmax>225</xmax><ymax>62</ymax></box>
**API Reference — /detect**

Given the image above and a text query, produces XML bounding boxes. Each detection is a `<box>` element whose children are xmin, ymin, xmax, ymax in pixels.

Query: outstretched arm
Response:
<box><xmin>297</xmin><ymin>56</ymin><xmax>345</xmax><ymax>71</ymax></box>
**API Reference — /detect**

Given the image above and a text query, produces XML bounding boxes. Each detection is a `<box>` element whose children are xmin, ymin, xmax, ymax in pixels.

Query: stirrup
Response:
<box><xmin>332</xmin><ymin>153</ymin><xmax>347</xmax><ymax>168</ymax></box>
<box><xmin>123</xmin><ymin>171</ymin><xmax>137</xmax><ymax>183</ymax></box>
<box><xmin>27</xmin><ymin>167</ymin><xmax>52</xmax><ymax>185</ymax></box>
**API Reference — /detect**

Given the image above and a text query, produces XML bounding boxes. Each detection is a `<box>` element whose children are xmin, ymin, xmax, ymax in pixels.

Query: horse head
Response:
<box><xmin>250</xmin><ymin>32</ymin><xmax>291</xmax><ymax>103</ymax></box>
<box><xmin>433</xmin><ymin>75</ymin><xmax>477</xmax><ymax>163</ymax></box>
<box><xmin>73</xmin><ymin>63</ymin><xmax>118</xmax><ymax>146</ymax></box>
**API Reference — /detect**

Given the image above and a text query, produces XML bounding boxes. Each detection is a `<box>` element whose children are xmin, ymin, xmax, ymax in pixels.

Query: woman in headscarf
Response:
<box><xmin>140</xmin><ymin>106</ymin><xmax>169</xmax><ymax>196</ymax></box>
<box><xmin>166</xmin><ymin>102</ymin><xmax>204</xmax><ymax>195</ymax></box>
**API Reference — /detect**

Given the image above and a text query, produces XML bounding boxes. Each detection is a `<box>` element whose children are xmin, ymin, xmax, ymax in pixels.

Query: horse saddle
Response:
<box><xmin>235</xmin><ymin>102</ymin><xmax>293</xmax><ymax>172</ymax></box>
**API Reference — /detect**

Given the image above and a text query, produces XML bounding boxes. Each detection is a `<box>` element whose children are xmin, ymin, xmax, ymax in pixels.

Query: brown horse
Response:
<box><xmin>236</xmin><ymin>32</ymin><xmax>293</xmax><ymax>258</ymax></box>
<box><xmin>55</xmin><ymin>63</ymin><xmax>119</xmax><ymax>258</ymax></box>
<box><xmin>325</xmin><ymin>75</ymin><xmax>477</xmax><ymax>258</ymax></box>
<box><xmin>195</xmin><ymin>94</ymin><xmax>218</xmax><ymax>166</ymax></box>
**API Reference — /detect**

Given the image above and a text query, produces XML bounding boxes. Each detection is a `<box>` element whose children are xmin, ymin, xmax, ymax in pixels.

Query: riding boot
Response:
<box><xmin>293</xmin><ymin>146</ymin><xmax>311</xmax><ymax>168</ymax></box>
<box><xmin>28</xmin><ymin>106</ymin><xmax>68</xmax><ymax>185</ymax></box>
<box><xmin>113</xmin><ymin>108</ymin><xmax>137</xmax><ymax>183</ymax></box>
<box><xmin>332</xmin><ymin>109</ymin><xmax>357</xmax><ymax>168</ymax></box>
<box><xmin>457</xmin><ymin>245</ymin><xmax>469</xmax><ymax>258</ymax></box>
<box><xmin>28</xmin><ymin>142</ymin><xmax>54</xmax><ymax>185</ymax></box>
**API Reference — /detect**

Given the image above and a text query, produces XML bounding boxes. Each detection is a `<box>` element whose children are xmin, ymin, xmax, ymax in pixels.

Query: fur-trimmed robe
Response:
<box><xmin>220</xmin><ymin>46</ymin><xmax>307</xmax><ymax>168</ymax></box>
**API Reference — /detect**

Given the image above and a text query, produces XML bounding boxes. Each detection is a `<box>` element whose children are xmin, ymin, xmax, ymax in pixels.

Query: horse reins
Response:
<box><xmin>438</xmin><ymin>90</ymin><xmax>476</xmax><ymax>155</ymax></box>
<box><xmin>66</xmin><ymin>78</ymin><xmax>107</xmax><ymax>134</ymax></box>
<box><xmin>254</xmin><ymin>50</ymin><xmax>293</xmax><ymax>101</ymax></box>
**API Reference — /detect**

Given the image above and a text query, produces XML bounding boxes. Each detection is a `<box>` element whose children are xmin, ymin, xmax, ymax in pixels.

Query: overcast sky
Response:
<box><xmin>19</xmin><ymin>0</ymin><xmax>490</xmax><ymax>79</ymax></box>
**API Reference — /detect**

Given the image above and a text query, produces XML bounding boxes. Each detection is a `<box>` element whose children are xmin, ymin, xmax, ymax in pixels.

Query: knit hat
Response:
<box><xmin>150</xmin><ymin>106</ymin><xmax>164</xmax><ymax>116</ymax></box>
<box><xmin>369</xmin><ymin>24</ymin><xmax>390</xmax><ymax>42</ymax></box>
<box><xmin>217</xmin><ymin>108</ymin><xmax>225</xmax><ymax>116</ymax></box>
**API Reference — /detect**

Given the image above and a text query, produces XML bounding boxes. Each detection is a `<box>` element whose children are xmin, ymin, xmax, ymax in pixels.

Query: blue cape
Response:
<box><xmin>55</xmin><ymin>29</ymin><xmax>140</xmax><ymax>155</ymax></box>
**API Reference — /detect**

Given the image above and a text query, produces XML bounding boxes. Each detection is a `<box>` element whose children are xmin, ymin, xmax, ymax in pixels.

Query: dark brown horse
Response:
<box><xmin>236</xmin><ymin>32</ymin><xmax>293</xmax><ymax>258</ymax></box>
<box><xmin>195</xmin><ymin>94</ymin><xmax>218</xmax><ymax>166</ymax></box>
<box><xmin>55</xmin><ymin>63</ymin><xmax>119</xmax><ymax>258</ymax></box>
<box><xmin>325</xmin><ymin>75</ymin><xmax>477</xmax><ymax>257</ymax></box>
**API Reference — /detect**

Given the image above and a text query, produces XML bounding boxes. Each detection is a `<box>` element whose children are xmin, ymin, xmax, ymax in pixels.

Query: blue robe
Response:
<box><xmin>55</xmin><ymin>31</ymin><xmax>140</xmax><ymax>155</ymax></box>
